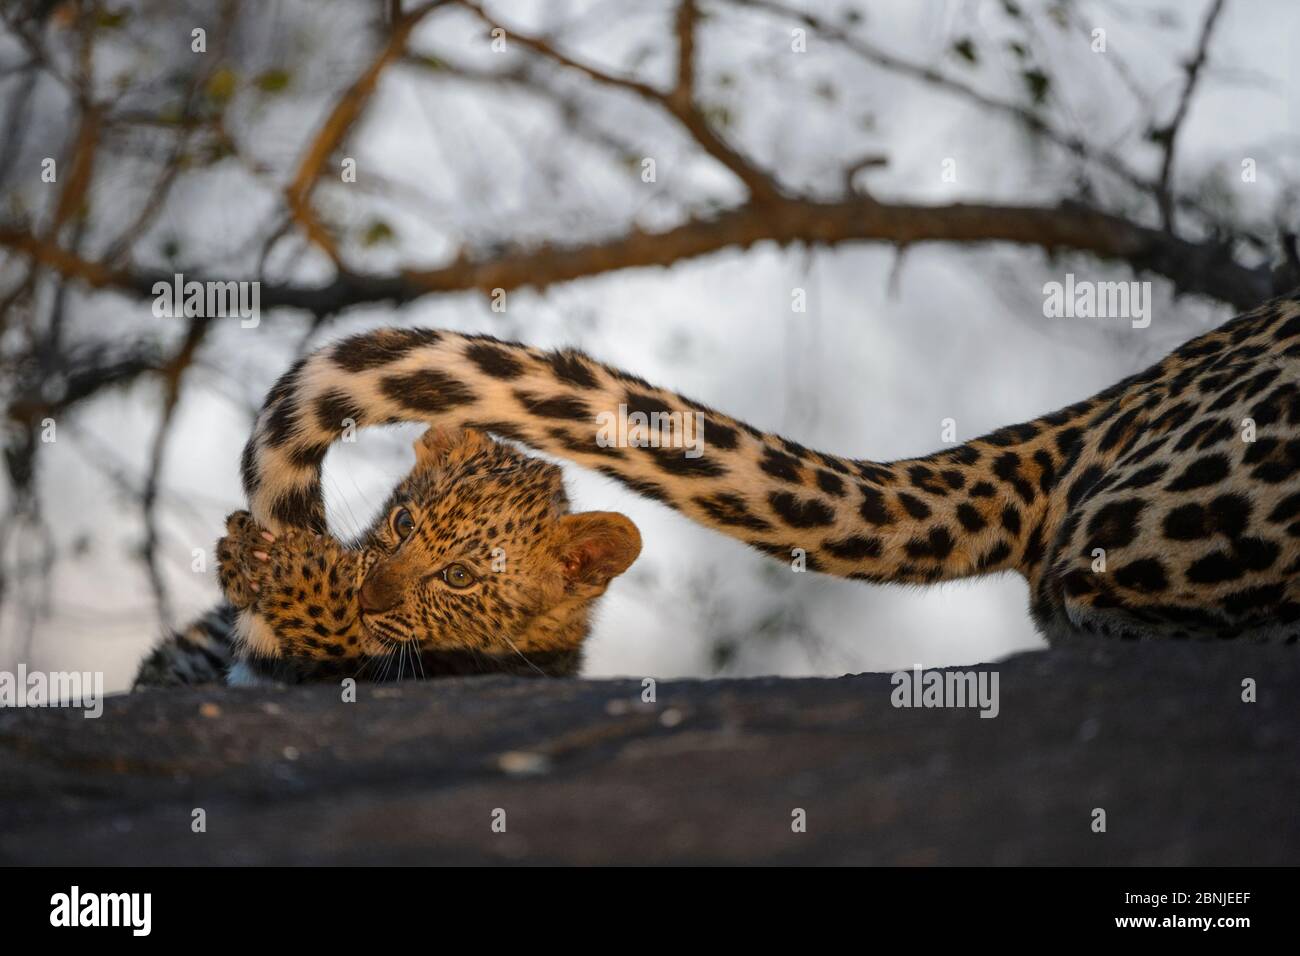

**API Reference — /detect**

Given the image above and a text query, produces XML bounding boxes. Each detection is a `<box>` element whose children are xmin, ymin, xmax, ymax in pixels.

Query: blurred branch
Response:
<box><xmin>402</xmin><ymin>52</ymin><xmax>652</xmax><ymax>171</ymax></box>
<box><xmin>738</xmin><ymin>0</ymin><xmax>1252</xmax><ymax>240</ymax></box>
<box><xmin>1</xmin><ymin>192</ymin><xmax>1281</xmax><ymax>325</ymax></box>
<box><xmin>0</xmin><ymin>7</ymin><xmax>80</xmax><ymax>102</ymax></box>
<box><xmin>459</xmin><ymin>0</ymin><xmax>784</xmax><ymax>202</ymax></box>
<box><xmin>2</xmin><ymin>0</ymin><xmax>1276</xmax><ymax>356</ymax></box>
<box><xmin>844</xmin><ymin>153</ymin><xmax>888</xmax><ymax>196</ymax></box>
<box><xmin>0</xmin><ymin>226</ymin><xmax>155</xmax><ymax>293</ymax></box>
<box><xmin>281</xmin><ymin>0</ymin><xmax>449</xmax><ymax>268</ymax></box>
<box><xmin>103</xmin><ymin>3</ymin><xmax>242</xmax><ymax>264</ymax></box>
<box><xmin>739</xmin><ymin>0</ymin><xmax>1140</xmax><ymax>186</ymax></box>
<box><xmin>4</xmin><ymin>338</ymin><xmax>166</xmax><ymax>424</ymax></box>
<box><xmin>140</xmin><ymin>315</ymin><xmax>209</xmax><ymax>630</ymax></box>
<box><xmin>0</xmin><ymin>62</ymin><xmax>38</xmax><ymax>182</ymax></box>
<box><xmin>0</xmin><ymin>8</ymin><xmax>103</xmax><ymax>323</ymax></box>
<box><xmin>673</xmin><ymin>0</ymin><xmax>696</xmax><ymax>104</ymax></box>
<box><xmin>1154</xmin><ymin>0</ymin><xmax>1228</xmax><ymax>230</ymax></box>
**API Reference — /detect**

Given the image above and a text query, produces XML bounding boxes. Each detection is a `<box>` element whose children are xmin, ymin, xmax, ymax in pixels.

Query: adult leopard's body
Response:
<box><xmin>236</xmin><ymin>291</ymin><xmax>1300</xmax><ymax>663</ymax></box>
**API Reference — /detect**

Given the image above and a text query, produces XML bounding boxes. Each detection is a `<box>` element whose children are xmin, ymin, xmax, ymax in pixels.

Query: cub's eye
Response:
<box><xmin>442</xmin><ymin>563</ymin><xmax>476</xmax><ymax>589</ymax></box>
<box><xmin>391</xmin><ymin>507</ymin><xmax>415</xmax><ymax>540</ymax></box>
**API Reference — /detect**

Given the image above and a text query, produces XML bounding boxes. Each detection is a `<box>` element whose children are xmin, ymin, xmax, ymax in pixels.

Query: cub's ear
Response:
<box><xmin>556</xmin><ymin>512</ymin><xmax>642</xmax><ymax>592</ymax></box>
<box><xmin>413</xmin><ymin>426</ymin><xmax>492</xmax><ymax>466</ymax></box>
<box><xmin>413</xmin><ymin>426</ymin><xmax>459</xmax><ymax>465</ymax></box>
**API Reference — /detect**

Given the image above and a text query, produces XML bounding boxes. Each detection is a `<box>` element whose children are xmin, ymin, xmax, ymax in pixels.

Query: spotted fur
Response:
<box><xmin>133</xmin><ymin>605</ymin><xmax>239</xmax><ymax>688</ymax></box>
<box><xmin>239</xmin><ymin>291</ymin><xmax>1300</xmax><ymax>648</ymax></box>
<box><xmin>135</xmin><ymin>427</ymin><xmax>641</xmax><ymax>686</ymax></box>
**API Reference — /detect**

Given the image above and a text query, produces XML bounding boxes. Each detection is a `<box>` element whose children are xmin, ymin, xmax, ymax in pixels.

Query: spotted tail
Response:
<box><xmin>239</xmin><ymin>328</ymin><xmax>1110</xmax><ymax>585</ymax></box>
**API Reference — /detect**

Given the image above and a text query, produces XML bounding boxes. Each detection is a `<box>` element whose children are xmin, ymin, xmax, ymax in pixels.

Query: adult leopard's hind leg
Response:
<box><xmin>132</xmin><ymin>509</ymin><xmax>274</xmax><ymax>688</ymax></box>
<box><xmin>132</xmin><ymin>604</ymin><xmax>239</xmax><ymax>688</ymax></box>
<box><xmin>1034</xmin><ymin>507</ymin><xmax>1300</xmax><ymax>645</ymax></box>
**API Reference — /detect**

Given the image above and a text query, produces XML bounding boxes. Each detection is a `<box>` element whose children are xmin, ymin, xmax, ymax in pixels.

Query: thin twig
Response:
<box><xmin>458</xmin><ymin>0</ymin><xmax>783</xmax><ymax>202</ymax></box>
<box><xmin>283</xmin><ymin>0</ymin><xmax>450</xmax><ymax>268</ymax></box>
<box><xmin>1155</xmin><ymin>0</ymin><xmax>1228</xmax><ymax>230</ymax></box>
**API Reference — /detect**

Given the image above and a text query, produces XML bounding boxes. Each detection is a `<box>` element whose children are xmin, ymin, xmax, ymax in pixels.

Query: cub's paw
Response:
<box><xmin>216</xmin><ymin>510</ymin><xmax>281</xmax><ymax>609</ymax></box>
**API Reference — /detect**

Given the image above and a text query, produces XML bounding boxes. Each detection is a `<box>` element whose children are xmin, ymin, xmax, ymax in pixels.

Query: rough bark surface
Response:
<box><xmin>0</xmin><ymin>642</ymin><xmax>1295</xmax><ymax>865</ymax></box>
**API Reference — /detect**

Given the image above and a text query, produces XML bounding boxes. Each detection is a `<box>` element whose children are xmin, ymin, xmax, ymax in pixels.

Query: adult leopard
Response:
<box><xmin>239</xmin><ymin>291</ymin><xmax>1300</xmax><ymax>662</ymax></box>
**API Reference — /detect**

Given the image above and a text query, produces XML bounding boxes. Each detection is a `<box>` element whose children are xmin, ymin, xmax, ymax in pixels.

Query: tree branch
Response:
<box><xmin>283</xmin><ymin>0</ymin><xmax>449</xmax><ymax>266</ymax></box>
<box><xmin>673</xmin><ymin>0</ymin><xmax>697</xmax><ymax>104</ymax></box>
<box><xmin>459</xmin><ymin>0</ymin><xmax>783</xmax><ymax>202</ymax></box>
<box><xmin>1155</xmin><ymin>0</ymin><xmax>1228</xmax><ymax>230</ymax></box>
<box><xmin>1</xmin><ymin>193</ymin><xmax>1279</xmax><ymax>325</ymax></box>
<box><xmin>140</xmin><ymin>315</ymin><xmax>209</xmax><ymax>630</ymax></box>
<box><xmin>739</xmin><ymin>0</ymin><xmax>1248</xmax><ymax>238</ymax></box>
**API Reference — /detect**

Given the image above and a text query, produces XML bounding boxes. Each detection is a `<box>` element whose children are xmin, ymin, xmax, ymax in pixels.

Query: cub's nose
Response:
<box><xmin>358</xmin><ymin>567</ymin><xmax>402</xmax><ymax>614</ymax></box>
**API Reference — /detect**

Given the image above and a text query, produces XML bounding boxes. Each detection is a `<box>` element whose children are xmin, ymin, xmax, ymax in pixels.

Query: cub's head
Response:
<box><xmin>355</xmin><ymin>427</ymin><xmax>641</xmax><ymax>675</ymax></box>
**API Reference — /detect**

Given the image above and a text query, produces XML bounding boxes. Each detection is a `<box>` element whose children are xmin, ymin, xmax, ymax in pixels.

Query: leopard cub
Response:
<box><xmin>135</xmin><ymin>426</ymin><xmax>641</xmax><ymax>686</ymax></box>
